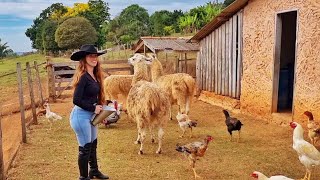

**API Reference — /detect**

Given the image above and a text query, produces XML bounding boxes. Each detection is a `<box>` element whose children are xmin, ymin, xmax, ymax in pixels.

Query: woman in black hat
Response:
<box><xmin>69</xmin><ymin>44</ymin><xmax>109</xmax><ymax>179</ymax></box>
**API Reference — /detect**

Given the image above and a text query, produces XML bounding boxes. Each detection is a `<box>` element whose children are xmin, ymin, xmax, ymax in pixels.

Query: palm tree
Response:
<box><xmin>0</xmin><ymin>38</ymin><xmax>13</xmax><ymax>59</ymax></box>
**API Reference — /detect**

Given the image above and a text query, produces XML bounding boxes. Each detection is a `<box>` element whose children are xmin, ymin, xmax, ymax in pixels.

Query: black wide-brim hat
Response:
<box><xmin>70</xmin><ymin>44</ymin><xmax>106</xmax><ymax>61</ymax></box>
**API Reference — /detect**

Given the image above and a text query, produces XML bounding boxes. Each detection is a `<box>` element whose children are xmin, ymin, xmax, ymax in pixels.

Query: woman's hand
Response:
<box><xmin>94</xmin><ymin>105</ymin><xmax>103</xmax><ymax>114</ymax></box>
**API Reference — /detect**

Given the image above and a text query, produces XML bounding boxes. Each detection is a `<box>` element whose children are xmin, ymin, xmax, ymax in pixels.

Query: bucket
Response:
<box><xmin>90</xmin><ymin>105</ymin><xmax>116</xmax><ymax>126</ymax></box>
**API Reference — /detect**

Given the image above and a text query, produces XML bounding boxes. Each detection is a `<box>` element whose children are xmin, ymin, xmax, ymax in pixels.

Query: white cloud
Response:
<box><xmin>0</xmin><ymin>0</ymin><xmax>225</xmax><ymax>51</ymax></box>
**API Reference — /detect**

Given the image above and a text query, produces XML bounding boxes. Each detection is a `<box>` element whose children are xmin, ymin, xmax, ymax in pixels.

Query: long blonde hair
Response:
<box><xmin>72</xmin><ymin>57</ymin><xmax>105</xmax><ymax>105</ymax></box>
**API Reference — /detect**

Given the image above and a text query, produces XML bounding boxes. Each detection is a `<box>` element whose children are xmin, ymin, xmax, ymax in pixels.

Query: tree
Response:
<box><xmin>42</xmin><ymin>20</ymin><xmax>63</xmax><ymax>54</ymax></box>
<box><xmin>118</xmin><ymin>4</ymin><xmax>150</xmax><ymax>40</ymax></box>
<box><xmin>55</xmin><ymin>17</ymin><xmax>97</xmax><ymax>49</ymax></box>
<box><xmin>150</xmin><ymin>10</ymin><xmax>173</xmax><ymax>36</ymax></box>
<box><xmin>223</xmin><ymin>0</ymin><xmax>236</xmax><ymax>7</ymax></box>
<box><xmin>0</xmin><ymin>38</ymin><xmax>14</xmax><ymax>59</ymax></box>
<box><xmin>171</xmin><ymin>10</ymin><xmax>184</xmax><ymax>33</ymax></box>
<box><xmin>179</xmin><ymin>2</ymin><xmax>222</xmax><ymax>33</ymax></box>
<box><xmin>25</xmin><ymin>3</ymin><xmax>67</xmax><ymax>49</ymax></box>
<box><xmin>79</xmin><ymin>0</ymin><xmax>110</xmax><ymax>48</ymax></box>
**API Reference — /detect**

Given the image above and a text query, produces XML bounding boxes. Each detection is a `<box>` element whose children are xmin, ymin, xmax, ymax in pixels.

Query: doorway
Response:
<box><xmin>272</xmin><ymin>11</ymin><xmax>297</xmax><ymax>113</ymax></box>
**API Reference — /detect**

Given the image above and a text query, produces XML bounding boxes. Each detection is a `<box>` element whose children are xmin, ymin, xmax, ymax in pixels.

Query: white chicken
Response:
<box><xmin>176</xmin><ymin>112</ymin><xmax>197</xmax><ymax>138</ymax></box>
<box><xmin>44</xmin><ymin>102</ymin><xmax>62</xmax><ymax>129</ymax></box>
<box><xmin>250</xmin><ymin>171</ymin><xmax>294</xmax><ymax>180</ymax></box>
<box><xmin>290</xmin><ymin>122</ymin><xmax>320</xmax><ymax>180</ymax></box>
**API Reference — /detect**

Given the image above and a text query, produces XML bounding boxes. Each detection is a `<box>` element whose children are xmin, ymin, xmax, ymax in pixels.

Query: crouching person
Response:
<box><xmin>69</xmin><ymin>44</ymin><xmax>109</xmax><ymax>179</ymax></box>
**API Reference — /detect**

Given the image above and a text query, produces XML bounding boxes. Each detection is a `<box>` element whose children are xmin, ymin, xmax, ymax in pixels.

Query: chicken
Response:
<box><xmin>176</xmin><ymin>135</ymin><xmax>213</xmax><ymax>179</ymax></box>
<box><xmin>304</xmin><ymin>111</ymin><xmax>320</xmax><ymax>146</ymax></box>
<box><xmin>250</xmin><ymin>171</ymin><xmax>294</xmax><ymax>180</ymax></box>
<box><xmin>222</xmin><ymin>109</ymin><xmax>243</xmax><ymax>142</ymax></box>
<box><xmin>176</xmin><ymin>113</ymin><xmax>197</xmax><ymax>138</ymax></box>
<box><xmin>43</xmin><ymin>102</ymin><xmax>62</xmax><ymax>129</ymax></box>
<box><xmin>290</xmin><ymin>122</ymin><xmax>320</xmax><ymax>180</ymax></box>
<box><xmin>102</xmin><ymin>100</ymin><xmax>122</xmax><ymax>127</ymax></box>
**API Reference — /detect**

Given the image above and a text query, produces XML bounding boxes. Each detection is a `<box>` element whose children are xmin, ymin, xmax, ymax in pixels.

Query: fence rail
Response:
<box><xmin>0</xmin><ymin>60</ymin><xmax>46</xmax><ymax>179</ymax></box>
<box><xmin>46</xmin><ymin>57</ymin><xmax>133</xmax><ymax>100</ymax></box>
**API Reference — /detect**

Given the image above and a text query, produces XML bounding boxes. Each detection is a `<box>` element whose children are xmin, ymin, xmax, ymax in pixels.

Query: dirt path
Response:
<box><xmin>5</xmin><ymin>95</ymin><xmax>320</xmax><ymax>180</ymax></box>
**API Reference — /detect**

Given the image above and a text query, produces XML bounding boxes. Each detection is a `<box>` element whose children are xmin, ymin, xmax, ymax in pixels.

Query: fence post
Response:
<box><xmin>16</xmin><ymin>63</ymin><xmax>27</xmax><ymax>143</ymax></box>
<box><xmin>0</xmin><ymin>114</ymin><xmax>5</xmax><ymax>180</ymax></box>
<box><xmin>46</xmin><ymin>56</ymin><xmax>56</xmax><ymax>102</ymax></box>
<box><xmin>184</xmin><ymin>53</ymin><xmax>188</xmax><ymax>73</ymax></box>
<box><xmin>26</xmin><ymin>62</ymin><xmax>38</xmax><ymax>125</ymax></box>
<box><xmin>34</xmin><ymin>61</ymin><xmax>44</xmax><ymax>105</ymax></box>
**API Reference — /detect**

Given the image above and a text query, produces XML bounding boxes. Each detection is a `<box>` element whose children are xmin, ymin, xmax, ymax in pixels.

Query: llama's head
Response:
<box><xmin>128</xmin><ymin>53</ymin><xmax>153</xmax><ymax>66</ymax></box>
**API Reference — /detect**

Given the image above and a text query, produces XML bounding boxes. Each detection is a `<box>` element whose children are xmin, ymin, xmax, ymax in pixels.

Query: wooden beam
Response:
<box><xmin>0</xmin><ymin>114</ymin><xmax>4</xmax><ymax>180</ymax></box>
<box><xmin>16</xmin><ymin>63</ymin><xmax>27</xmax><ymax>143</ymax></box>
<box><xmin>47</xmin><ymin>57</ymin><xmax>56</xmax><ymax>101</ymax></box>
<box><xmin>34</xmin><ymin>61</ymin><xmax>44</xmax><ymax>105</ymax></box>
<box><xmin>272</xmin><ymin>14</ymin><xmax>282</xmax><ymax>112</ymax></box>
<box><xmin>26</xmin><ymin>62</ymin><xmax>38</xmax><ymax>125</ymax></box>
<box><xmin>232</xmin><ymin>15</ymin><xmax>237</xmax><ymax>98</ymax></box>
<box><xmin>236</xmin><ymin>11</ymin><xmax>243</xmax><ymax>99</ymax></box>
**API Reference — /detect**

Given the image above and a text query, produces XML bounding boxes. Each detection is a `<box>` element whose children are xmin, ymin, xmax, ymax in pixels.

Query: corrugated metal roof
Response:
<box><xmin>133</xmin><ymin>37</ymin><xmax>199</xmax><ymax>53</ymax></box>
<box><xmin>189</xmin><ymin>0</ymin><xmax>248</xmax><ymax>42</ymax></box>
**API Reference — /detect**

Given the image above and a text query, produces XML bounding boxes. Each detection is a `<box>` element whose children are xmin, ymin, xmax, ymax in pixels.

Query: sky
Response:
<box><xmin>0</xmin><ymin>0</ymin><xmax>223</xmax><ymax>52</ymax></box>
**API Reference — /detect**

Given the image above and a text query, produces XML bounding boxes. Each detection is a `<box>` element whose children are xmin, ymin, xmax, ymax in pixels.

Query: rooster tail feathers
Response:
<box><xmin>189</xmin><ymin>120</ymin><xmax>197</xmax><ymax>127</ymax></box>
<box><xmin>175</xmin><ymin>144</ymin><xmax>184</xmax><ymax>152</ymax></box>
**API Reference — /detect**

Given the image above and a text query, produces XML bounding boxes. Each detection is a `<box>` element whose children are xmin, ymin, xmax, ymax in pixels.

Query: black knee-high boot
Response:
<box><xmin>78</xmin><ymin>143</ymin><xmax>92</xmax><ymax>180</ymax></box>
<box><xmin>89</xmin><ymin>139</ymin><xmax>109</xmax><ymax>179</ymax></box>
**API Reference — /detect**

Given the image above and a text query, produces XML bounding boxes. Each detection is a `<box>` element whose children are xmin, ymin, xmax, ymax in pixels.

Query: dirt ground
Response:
<box><xmin>4</xmin><ymin>91</ymin><xmax>320</xmax><ymax>180</ymax></box>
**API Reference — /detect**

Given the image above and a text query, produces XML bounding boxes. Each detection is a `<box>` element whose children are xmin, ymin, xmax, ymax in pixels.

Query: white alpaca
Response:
<box><xmin>149</xmin><ymin>54</ymin><xmax>196</xmax><ymax>119</ymax></box>
<box><xmin>127</xmin><ymin>53</ymin><xmax>171</xmax><ymax>155</ymax></box>
<box><xmin>103</xmin><ymin>54</ymin><xmax>151</xmax><ymax>109</ymax></box>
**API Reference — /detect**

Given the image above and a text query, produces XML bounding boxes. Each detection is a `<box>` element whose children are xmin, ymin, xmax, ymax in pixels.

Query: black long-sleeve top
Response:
<box><xmin>73</xmin><ymin>72</ymin><xmax>100</xmax><ymax>112</ymax></box>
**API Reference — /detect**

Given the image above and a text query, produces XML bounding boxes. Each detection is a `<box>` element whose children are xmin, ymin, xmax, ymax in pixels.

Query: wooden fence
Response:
<box><xmin>197</xmin><ymin>11</ymin><xmax>243</xmax><ymax>99</ymax></box>
<box><xmin>46</xmin><ymin>57</ymin><xmax>133</xmax><ymax>101</ymax></box>
<box><xmin>0</xmin><ymin>60</ymin><xmax>45</xmax><ymax>179</ymax></box>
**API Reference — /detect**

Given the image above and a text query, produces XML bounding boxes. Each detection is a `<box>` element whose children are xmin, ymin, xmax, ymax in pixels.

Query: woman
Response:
<box><xmin>70</xmin><ymin>44</ymin><xmax>109</xmax><ymax>180</ymax></box>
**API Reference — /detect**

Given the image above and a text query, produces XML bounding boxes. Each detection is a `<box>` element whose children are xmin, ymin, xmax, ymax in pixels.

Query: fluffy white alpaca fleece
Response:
<box><xmin>150</xmin><ymin>55</ymin><xmax>195</xmax><ymax>115</ymax></box>
<box><xmin>103</xmin><ymin>54</ymin><xmax>150</xmax><ymax>105</ymax></box>
<box><xmin>126</xmin><ymin>53</ymin><xmax>171</xmax><ymax>154</ymax></box>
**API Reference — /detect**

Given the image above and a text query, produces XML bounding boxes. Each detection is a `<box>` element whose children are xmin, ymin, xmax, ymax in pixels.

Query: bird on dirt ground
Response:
<box><xmin>290</xmin><ymin>122</ymin><xmax>320</xmax><ymax>180</ymax></box>
<box><xmin>176</xmin><ymin>135</ymin><xmax>213</xmax><ymax>179</ymax></box>
<box><xmin>222</xmin><ymin>109</ymin><xmax>243</xmax><ymax>142</ymax></box>
<box><xmin>176</xmin><ymin>112</ymin><xmax>197</xmax><ymax>138</ymax></box>
<box><xmin>250</xmin><ymin>171</ymin><xmax>294</xmax><ymax>180</ymax></box>
<box><xmin>44</xmin><ymin>102</ymin><xmax>62</xmax><ymax>129</ymax></box>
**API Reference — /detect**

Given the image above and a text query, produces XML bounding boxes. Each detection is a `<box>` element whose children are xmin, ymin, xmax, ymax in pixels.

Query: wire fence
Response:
<box><xmin>0</xmin><ymin>61</ymin><xmax>47</xmax><ymax>179</ymax></box>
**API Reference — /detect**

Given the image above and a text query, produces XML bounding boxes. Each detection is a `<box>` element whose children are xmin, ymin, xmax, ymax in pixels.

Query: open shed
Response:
<box><xmin>132</xmin><ymin>37</ymin><xmax>199</xmax><ymax>74</ymax></box>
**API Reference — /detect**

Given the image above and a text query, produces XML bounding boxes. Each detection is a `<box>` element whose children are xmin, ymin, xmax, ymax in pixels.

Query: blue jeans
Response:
<box><xmin>70</xmin><ymin>106</ymin><xmax>97</xmax><ymax>147</ymax></box>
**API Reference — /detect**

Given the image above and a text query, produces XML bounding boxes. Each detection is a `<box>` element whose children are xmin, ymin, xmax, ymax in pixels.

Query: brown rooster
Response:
<box><xmin>176</xmin><ymin>135</ymin><xmax>213</xmax><ymax>179</ymax></box>
<box><xmin>304</xmin><ymin>111</ymin><xmax>320</xmax><ymax>146</ymax></box>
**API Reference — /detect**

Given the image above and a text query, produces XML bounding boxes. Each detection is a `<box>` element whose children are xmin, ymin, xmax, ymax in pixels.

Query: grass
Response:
<box><xmin>6</xmin><ymin>97</ymin><xmax>320</xmax><ymax>180</ymax></box>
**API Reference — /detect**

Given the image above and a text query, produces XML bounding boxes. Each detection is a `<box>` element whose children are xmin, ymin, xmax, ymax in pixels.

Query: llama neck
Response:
<box><xmin>151</xmin><ymin>58</ymin><xmax>163</xmax><ymax>81</ymax></box>
<box><xmin>132</xmin><ymin>62</ymin><xmax>149</xmax><ymax>85</ymax></box>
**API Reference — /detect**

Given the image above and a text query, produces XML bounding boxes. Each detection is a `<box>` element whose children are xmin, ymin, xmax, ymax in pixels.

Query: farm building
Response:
<box><xmin>189</xmin><ymin>0</ymin><xmax>320</xmax><ymax>122</ymax></box>
<box><xmin>132</xmin><ymin>36</ymin><xmax>199</xmax><ymax>76</ymax></box>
